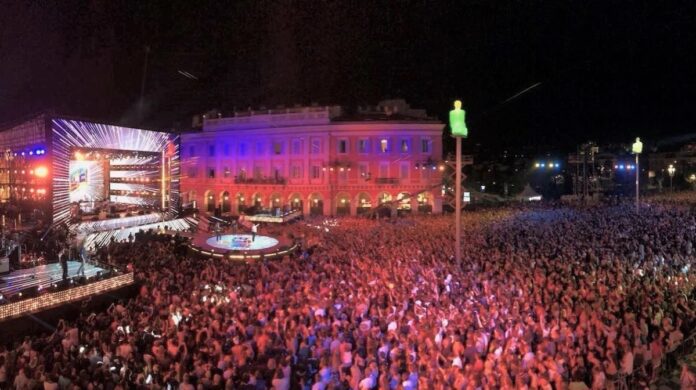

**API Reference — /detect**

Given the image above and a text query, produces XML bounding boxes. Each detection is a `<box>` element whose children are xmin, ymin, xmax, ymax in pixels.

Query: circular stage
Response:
<box><xmin>188</xmin><ymin>232</ymin><xmax>296</xmax><ymax>260</ymax></box>
<box><xmin>205</xmin><ymin>234</ymin><xmax>279</xmax><ymax>251</ymax></box>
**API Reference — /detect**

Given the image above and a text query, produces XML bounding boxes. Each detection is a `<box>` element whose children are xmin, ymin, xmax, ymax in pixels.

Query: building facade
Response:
<box><xmin>180</xmin><ymin>101</ymin><xmax>445</xmax><ymax>216</ymax></box>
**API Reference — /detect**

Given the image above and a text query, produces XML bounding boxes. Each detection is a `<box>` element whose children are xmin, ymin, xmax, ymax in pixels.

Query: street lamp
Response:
<box><xmin>632</xmin><ymin>137</ymin><xmax>643</xmax><ymax>212</ymax></box>
<box><xmin>449</xmin><ymin>100</ymin><xmax>468</xmax><ymax>264</ymax></box>
<box><xmin>668</xmin><ymin>164</ymin><xmax>676</xmax><ymax>192</ymax></box>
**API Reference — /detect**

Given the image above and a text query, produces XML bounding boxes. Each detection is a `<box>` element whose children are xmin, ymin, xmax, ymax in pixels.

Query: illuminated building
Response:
<box><xmin>180</xmin><ymin>100</ymin><xmax>444</xmax><ymax>216</ymax></box>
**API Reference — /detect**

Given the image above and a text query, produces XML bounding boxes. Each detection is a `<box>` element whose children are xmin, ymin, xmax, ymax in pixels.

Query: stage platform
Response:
<box><xmin>73</xmin><ymin>212</ymin><xmax>167</xmax><ymax>234</ymax></box>
<box><xmin>242</xmin><ymin>210</ymin><xmax>302</xmax><ymax>224</ymax></box>
<box><xmin>0</xmin><ymin>261</ymin><xmax>106</xmax><ymax>297</ymax></box>
<box><xmin>189</xmin><ymin>233</ymin><xmax>297</xmax><ymax>260</ymax></box>
<box><xmin>83</xmin><ymin>217</ymin><xmax>196</xmax><ymax>250</ymax></box>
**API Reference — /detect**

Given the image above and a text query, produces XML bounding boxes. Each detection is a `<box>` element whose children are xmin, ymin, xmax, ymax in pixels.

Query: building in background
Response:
<box><xmin>180</xmin><ymin>100</ymin><xmax>445</xmax><ymax>216</ymax></box>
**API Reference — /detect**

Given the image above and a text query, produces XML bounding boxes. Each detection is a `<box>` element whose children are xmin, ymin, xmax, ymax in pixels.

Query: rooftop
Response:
<box><xmin>198</xmin><ymin>99</ymin><xmax>440</xmax><ymax>131</ymax></box>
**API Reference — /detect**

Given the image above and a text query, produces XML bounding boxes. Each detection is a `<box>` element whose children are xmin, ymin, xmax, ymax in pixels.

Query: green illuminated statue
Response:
<box><xmin>450</xmin><ymin>100</ymin><xmax>468</xmax><ymax>138</ymax></box>
<box><xmin>632</xmin><ymin>137</ymin><xmax>643</xmax><ymax>154</ymax></box>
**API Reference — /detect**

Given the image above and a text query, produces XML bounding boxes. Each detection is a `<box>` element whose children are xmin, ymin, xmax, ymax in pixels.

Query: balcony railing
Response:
<box><xmin>375</xmin><ymin>177</ymin><xmax>400</xmax><ymax>185</ymax></box>
<box><xmin>234</xmin><ymin>176</ymin><xmax>287</xmax><ymax>185</ymax></box>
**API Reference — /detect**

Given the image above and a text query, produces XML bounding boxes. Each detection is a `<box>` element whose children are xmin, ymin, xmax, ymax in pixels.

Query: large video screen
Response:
<box><xmin>68</xmin><ymin>160</ymin><xmax>104</xmax><ymax>204</ymax></box>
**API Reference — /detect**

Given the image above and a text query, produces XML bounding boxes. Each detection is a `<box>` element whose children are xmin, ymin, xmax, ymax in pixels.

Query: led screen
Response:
<box><xmin>52</xmin><ymin>119</ymin><xmax>180</xmax><ymax>224</ymax></box>
<box><xmin>68</xmin><ymin>161</ymin><xmax>104</xmax><ymax>204</ymax></box>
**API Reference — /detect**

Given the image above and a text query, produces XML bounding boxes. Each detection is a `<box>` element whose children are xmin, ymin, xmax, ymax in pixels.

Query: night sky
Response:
<box><xmin>1</xmin><ymin>1</ymin><xmax>695</xmax><ymax>151</ymax></box>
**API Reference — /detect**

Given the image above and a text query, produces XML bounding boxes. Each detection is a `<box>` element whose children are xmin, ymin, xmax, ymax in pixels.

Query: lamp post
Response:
<box><xmin>449</xmin><ymin>100</ymin><xmax>468</xmax><ymax>264</ymax></box>
<box><xmin>668</xmin><ymin>164</ymin><xmax>675</xmax><ymax>192</ymax></box>
<box><xmin>632</xmin><ymin>137</ymin><xmax>643</xmax><ymax>212</ymax></box>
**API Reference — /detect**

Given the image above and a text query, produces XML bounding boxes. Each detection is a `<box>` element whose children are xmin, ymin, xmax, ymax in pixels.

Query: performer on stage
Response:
<box><xmin>251</xmin><ymin>223</ymin><xmax>258</xmax><ymax>242</ymax></box>
<box><xmin>60</xmin><ymin>248</ymin><xmax>68</xmax><ymax>281</ymax></box>
<box><xmin>215</xmin><ymin>222</ymin><xmax>222</xmax><ymax>241</ymax></box>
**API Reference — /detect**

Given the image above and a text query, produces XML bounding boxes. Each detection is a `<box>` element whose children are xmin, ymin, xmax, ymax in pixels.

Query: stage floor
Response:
<box><xmin>189</xmin><ymin>232</ymin><xmax>296</xmax><ymax>260</ymax></box>
<box><xmin>0</xmin><ymin>262</ymin><xmax>106</xmax><ymax>297</ymax></box>
<box><xmin>205</xmin><ymin>234</ymin><xmax>279</xmax><ymax>251</ymax></box>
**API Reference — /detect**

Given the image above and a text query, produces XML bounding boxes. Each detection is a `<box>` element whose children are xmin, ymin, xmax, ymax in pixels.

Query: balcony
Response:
<box><xmin>234</xmin><ymin>176</ymin><xmax>287</xmax><ymax>185</ymax></box>
<box><xmin>375</xmin><ymin>177</ymin><xmax>400</xmax><ymax>185</ymax></box>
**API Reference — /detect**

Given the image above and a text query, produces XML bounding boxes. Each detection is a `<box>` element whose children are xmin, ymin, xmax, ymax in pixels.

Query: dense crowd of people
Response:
<box><xmin>0</xmin><ymin>201</ymin><xmax>694</xmax><ymax>389</ymax></box>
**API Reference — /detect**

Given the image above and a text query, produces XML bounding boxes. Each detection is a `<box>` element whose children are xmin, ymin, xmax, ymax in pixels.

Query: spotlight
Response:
<box><xmin>35</xmin><ymin>166</ymin><xmax>48</xmax><ymax>177</ymax></box>
<box><xmin>535</xmin><ymin>163</ymin><xmax>540</xmax><ymax>168</ymax></box>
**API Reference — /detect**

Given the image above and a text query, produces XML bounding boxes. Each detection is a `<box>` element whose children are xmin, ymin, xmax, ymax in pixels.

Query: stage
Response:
<box><xmin>0</xmin><ymin>261</ymin><xmax>106</xmax><ymax>297</ymax></box>
<box><xmin>189</xmin><ymin>233</ymin><xmax>297</xmax><ymax>260</ymax></box>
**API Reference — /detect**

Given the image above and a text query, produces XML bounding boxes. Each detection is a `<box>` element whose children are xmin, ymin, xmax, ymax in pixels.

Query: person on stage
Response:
<box><xmin>251</xmin><ymin>223</ymin><xmax>258</xmax><ymax>242</ymax></box>
<box><xmin>215</xmin><ymin>222</ymin><xmax>222</xmax><ymax>241</ymax></box>
<box><xmin>60</xmin><ymin>248</ymin><xmax>68</xmax><ymax>281</ymax></box>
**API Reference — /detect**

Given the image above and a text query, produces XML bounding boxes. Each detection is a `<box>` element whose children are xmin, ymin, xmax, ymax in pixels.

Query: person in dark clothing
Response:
<box><xmin>60</xmin><ymin>248</ymin><xmax>68</xmax><ymax>280</ymax></box>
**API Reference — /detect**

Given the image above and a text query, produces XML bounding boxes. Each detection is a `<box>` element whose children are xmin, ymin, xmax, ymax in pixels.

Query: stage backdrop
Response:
<box><xmin>52</xmin><ymin>119</ymin><xmax>180</xmax><ymax>224</ymax></box>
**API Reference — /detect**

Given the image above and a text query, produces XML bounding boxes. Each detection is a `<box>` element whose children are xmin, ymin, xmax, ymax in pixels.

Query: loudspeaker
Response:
<box><xmin>9</xmin><ymin>246</ymin><xmax>20</xmax><ymax>269</ymax></box>
<box><xmin>18</xmin><ymin>285</ymin><xmax>39</xmax><ymax>299</ymax></box>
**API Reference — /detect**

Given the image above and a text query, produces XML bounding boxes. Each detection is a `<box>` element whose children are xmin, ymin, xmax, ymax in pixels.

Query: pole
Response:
<box><xmin>161</xmin><ymin>150</ymin><xmax>166</xmax><ymax>210</ymax></box>
<box><xmin>635</xmin><ymin>153</ymin><xmax>639</xmax><ymax>212</ymax></box>
<box><xmin>455</xmin><ymin>137</ymin><xmax>462</xmax><ymax>264</ymax></box>
<box><xmin>670</xmin><ymin>175</ymin><xmax>673</xmax><ymax>192</ymax></box>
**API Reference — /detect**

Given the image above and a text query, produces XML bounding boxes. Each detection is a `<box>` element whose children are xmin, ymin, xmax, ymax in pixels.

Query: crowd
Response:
<box><xmin>0</xmin><ymin>202</ymin><xmax>694</xmax><ymax>389</ymax></box>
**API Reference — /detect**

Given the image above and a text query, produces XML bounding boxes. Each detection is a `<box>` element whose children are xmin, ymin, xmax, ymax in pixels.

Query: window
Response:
<box><xmin>400</xmin><ymin>139</ymin><xmax>409</xmax><ymax>153</ymax></box>
<box><xmin>311</xmin><ymin>138</ymin><xmax>321</xmax><ymax>154</ymax></box>
<box><xmin>239</xmin><ymin>143</ymin><xmax>247</xmax><ymax>156</ymax></box>
<box><xmin>291</xmin><ymin>164</ymin><xmax>302</xmax><ymax>179</ymax></box>
<box><xmin>379</xmin><ymin>162</ymin><xmax>389</xmax><ymax>178</ymax></box>
<box><xmin>272</xmin><ymin>165</ymin><xmax>283</xmax><ymax>179</ymax></box>
<box><xmin>223</xmin><ymin>144</ymin><xmax>230</xmax><ymax>156</ymax></box>
<box><xmin>256</xmin><ymin>142</ymin><xmax>264</xmax><ymax>155</ymax></box>
<box><xmin>311</xmin><ymin>165</ymin><xmax>321</xmax><ymax>179</ymax></box>
<box><xmin>421</xmin><ymin>166</ymin><xmax>431</xmax><ymax>180</ymax></box>
<box><xmin>208</xmin><ymin>145</ymin><xmax>215</xmax><ymax>157</ymax></box>
<box><xmin>292</xmin><ymin>139</ymin><xmax>302</xmax><ymax>155</ymax></box>
<box><xmin>358</xmin><ymin>139</ymin><xmax>369</xmax><ymax>153</ymax></box>
<box><xmin>359</xmin><ymin>163</ymin><xmax>369</xmax><ymax>179</ymax></box>
<box><xmin>273</xmin><ymin>141</ymin><xmax>283</xmax><ymax>155</ymax></box>
<box><xmin>187</xmin><ymin>167</ymin><xmax>197</xmax><ymax>178</ymax></box>
<box><xmin>253</xmin><ymin>165</ymin><xmax>263</xmax><ymax>179</ymax></box>
<box><xmin>338</xmin><ymin>139</ymin><xmax>348</xmax><ymax>154</ymax></box>
<box><xmin>238</xmin><ymin>168</ymin><xmax>247</xmax><ymax>179</ymax></box>
<box><xmin>189</xmin><ymin>146</ymin><xmax>196</xmax><ymax>157</ymax></box>
<box><xmin>400</xmin><ymin>163</ymin><xmax>409</xmax><ymax>179</ymax></box>
<box><xmin>380</xmin><ymin>139</ymin><xmax>389</xmax><ymax>153</ymax></box>
<box><xmin>223</xmin><ymin>167</ymin><xmax>230</xmax><ymax>178</ymax></box>
<box><xmin>421</xmin><ymin>138</ymin><xmax>431</xmax><ymax>154</ymax></box>
<box><xmin>207</xmin><ymin>168</ymin><xmax>215</xmax><ymax>179</ymax></box>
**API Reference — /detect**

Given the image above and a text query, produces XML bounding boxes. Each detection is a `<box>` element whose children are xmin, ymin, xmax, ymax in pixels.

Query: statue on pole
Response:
<box><xmin>449</xmin><ymin>100</ymin><xmax>468</xmax><ymax>138</ymax></box>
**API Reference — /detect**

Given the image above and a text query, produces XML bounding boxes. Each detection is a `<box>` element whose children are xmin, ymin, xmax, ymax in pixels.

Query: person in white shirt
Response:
<box><xmin>251</xmin><ymin>223</ymin><xmax>258</xmax><ymax>241</ymax></box>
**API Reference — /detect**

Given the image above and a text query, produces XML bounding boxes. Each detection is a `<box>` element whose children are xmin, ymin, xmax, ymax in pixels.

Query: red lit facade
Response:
<box><xmin>180</xmin><ymin>102</ymin><xmax>445</xmax><ymax>216</ymax></box>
